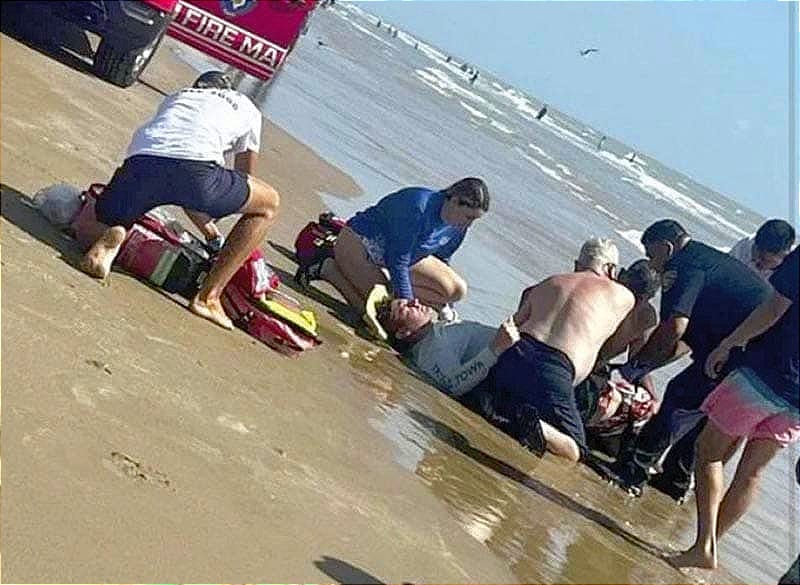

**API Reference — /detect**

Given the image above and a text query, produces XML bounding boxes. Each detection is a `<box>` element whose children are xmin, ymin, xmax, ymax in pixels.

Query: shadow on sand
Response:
<box><xmin>0</xmin><ymin>184</ymin><xmax>193</xmax><ymax>314</ymax></box>
<box><xmin>407</xmin><ymin>409</ymin><xmax>671</xmax><ymax>563</ymax></box>
<box><xmin>314</xmin><ymin>555</ymin><xmax>386</xmax><ymax>584</ymax></box>
<box><xmin>1</xmin><ymin>184</ymin><xmax>86</xmax><ymax>269</ymax></box>
<box><xmin>1</xmin><ymin>2</ymin><xmax>95</xmax><ymax>77</ymax></box>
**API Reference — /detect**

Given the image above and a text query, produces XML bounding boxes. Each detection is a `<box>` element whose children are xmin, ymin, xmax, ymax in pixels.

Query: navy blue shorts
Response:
<box><xmin>489</xmin><ymin>334</ymin><xmax>586</xmax><ymax>451</ymax></box>
<box><xmin>95</xmin><ymin>154</ymin><xmax>250</xmax><ymax>227</ymax></box>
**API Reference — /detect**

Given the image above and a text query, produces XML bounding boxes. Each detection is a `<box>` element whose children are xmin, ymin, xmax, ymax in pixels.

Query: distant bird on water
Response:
<box><xmin>579</xmin><ymin>48</ymin><xmax>599</xmax><ymax>56</ymax></box>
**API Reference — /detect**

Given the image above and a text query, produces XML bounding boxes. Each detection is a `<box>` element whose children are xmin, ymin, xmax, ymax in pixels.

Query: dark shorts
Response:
<box><xmin>95</xmin><ymin>154</ymin><xmax>250</xmax><ymax>227</ymax></box>
<box><xmin>658</xmin><ymin>361</ymin><xmax>716</xmax><ymax>437</ymax></box>
<box><xmin>489</xmin><ymin>334</ymin><xmax>586</xmax><ymax>450</ymax></box>
<box><xmin>661</xmin><ymin>348</ymin><xmax>747</xmax><ymax>438</ymax></box>
<box><xmin>631</xmin><ymin>352</ymin><xmax>745</xmax><ymax>470</ymax></box>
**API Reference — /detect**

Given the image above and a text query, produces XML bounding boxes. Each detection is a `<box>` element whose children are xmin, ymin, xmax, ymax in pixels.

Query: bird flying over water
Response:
<box><xmin>579</xmin><ymin>48</ymin><xmax>599</xmax><ymax>56</ymax></box>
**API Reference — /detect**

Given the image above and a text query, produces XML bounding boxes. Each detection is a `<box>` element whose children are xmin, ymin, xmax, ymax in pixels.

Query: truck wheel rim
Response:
<box><xmin>132</xmin><ymin>44</ymin><xmax>156</xmax><ymax>76</ymax></box>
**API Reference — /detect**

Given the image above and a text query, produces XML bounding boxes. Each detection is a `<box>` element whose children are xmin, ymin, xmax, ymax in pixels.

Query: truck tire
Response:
<box><xmin>94</xmin><ymin>32</ymin><xmax>163</xmax><ymax>88</ymax></box>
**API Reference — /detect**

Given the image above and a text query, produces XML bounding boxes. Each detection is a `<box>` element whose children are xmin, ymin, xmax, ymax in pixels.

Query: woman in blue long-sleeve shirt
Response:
<box><xmin>298</xmin><ymin>177</ymin><xmax>489</xmax><ymax>314</ymax></box>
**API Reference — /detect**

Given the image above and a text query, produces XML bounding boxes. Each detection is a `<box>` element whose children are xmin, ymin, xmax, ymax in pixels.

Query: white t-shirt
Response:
<box><xmin>408</xmin><ymin>320</ymin><xmax>498</xmax><ymax>397</ymax></box>
<box><xmin>127</xmin><ymin>88</ymin><xmax>262</xmax><ymax>166</ymax></box>
<box><xmin>729</xmin><ymin>236</ymin><xmax>773</xmax><ymax>280</ymax></box>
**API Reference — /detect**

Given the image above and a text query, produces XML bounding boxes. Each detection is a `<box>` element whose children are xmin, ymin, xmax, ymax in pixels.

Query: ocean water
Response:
<box><xmin>262</xmin><ymin>6</ymin><xmax>763</xmax><ymax>322</ymax></box>
<box><xmin>174</xmin><ymin>4</ymin><xmax>797</xmax><ymax>582</ymax></box>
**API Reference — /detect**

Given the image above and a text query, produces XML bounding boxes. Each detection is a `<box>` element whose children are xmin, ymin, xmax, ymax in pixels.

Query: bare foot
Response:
<box><xmin>668</xmin><ymin>546</ymin><xmax>717</xmax><ymax>570</ymax></box>
<box><xmin>190</xmin><ymin>295</ymin><xmax>233</xmax><ymax>330</ymax></box>
<box><xmin>79</xmin><ymin>226</ymin><xmax>126</xmax><ymax>279</ymax></box>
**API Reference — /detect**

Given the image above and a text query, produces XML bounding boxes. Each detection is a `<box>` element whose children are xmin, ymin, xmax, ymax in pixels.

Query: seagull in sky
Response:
<box><xmin>579</xmin><ymin>48</ymin><xmax>599</xmax><ymax>56</ymax></box>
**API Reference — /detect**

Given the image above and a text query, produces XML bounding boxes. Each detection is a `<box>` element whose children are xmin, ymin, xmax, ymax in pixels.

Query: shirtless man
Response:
<box><xmin>596</xmin><ymin>260</ymin><xmax>658</xmax><ymax>362</ymax></box>
<box><xmin>482</xmin><ymin>239</ymin><xmax>658</xmax><ymax>461</ymax></box>
<box><xmin>575</xmin><ymin>259</ymin><xmax>660</xmax><ymax>446</ymax></box>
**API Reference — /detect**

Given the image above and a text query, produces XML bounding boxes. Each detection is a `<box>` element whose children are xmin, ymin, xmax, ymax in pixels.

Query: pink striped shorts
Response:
<box><xmin>701</xmin><ymin>367</ymin><xmax>800</xmax><ymax>447</ymax></box>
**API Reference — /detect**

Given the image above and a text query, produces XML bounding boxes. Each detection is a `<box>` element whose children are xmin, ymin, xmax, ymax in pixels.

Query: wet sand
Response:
<box><xmin>2</xmin><ymin>21</ymin><xmax>739</xmax><ymax>584</ymax></box>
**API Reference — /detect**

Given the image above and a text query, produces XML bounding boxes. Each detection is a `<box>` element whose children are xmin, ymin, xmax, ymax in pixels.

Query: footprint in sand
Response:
<box><xmin>85</xmin><ymin>358</ymin><xmax>113</xmax><ymax>375</ymax></box>
<box><xmin>104</xmin><ymin>451</ymin><xmax>173</xmax><ymax>490</ymax></box>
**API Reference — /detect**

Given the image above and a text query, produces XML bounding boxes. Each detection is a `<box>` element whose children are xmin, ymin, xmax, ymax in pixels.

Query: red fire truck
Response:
<box><xmin>50</xmin><ymin>0</ymin><xmax>317</xmax><ymax>87</ymax></box>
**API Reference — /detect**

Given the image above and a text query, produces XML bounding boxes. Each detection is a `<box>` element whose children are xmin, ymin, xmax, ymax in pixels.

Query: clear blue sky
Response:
<box><xmin>354</xmin><ymin>0</ymin><xmax>797</xmax><ymax>222</ymax></box>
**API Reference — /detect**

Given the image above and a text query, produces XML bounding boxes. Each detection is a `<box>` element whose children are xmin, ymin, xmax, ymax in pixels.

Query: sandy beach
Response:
<box><xmin>0</xmin><ymin>29</ymin><xmax>516</xmax><ymax>582</ymax></box>
<box><xmin>1</xmin><ymin>11</ymin><xmax>749</xmax><ymax>584</ymax></box>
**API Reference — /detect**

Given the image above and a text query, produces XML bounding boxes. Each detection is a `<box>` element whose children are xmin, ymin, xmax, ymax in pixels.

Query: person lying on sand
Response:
<box><xmin>78</xmin><ymin>70</ymin><xmax>280</xmax><ymax>330</ymax></box>
<box><xmin>367</xmin><ymin>285</ymin><xmax>585</xmax><ymax>456</ymax></box>
<box><xmin>368</xmin><ymin>285</ymin><xmax>519</xmax><ymax>397</ymax></box>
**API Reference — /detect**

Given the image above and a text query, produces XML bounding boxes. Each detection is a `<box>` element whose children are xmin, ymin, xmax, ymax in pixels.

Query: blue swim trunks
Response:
<box><xmin>95</xmin><ymin>154</ymin><xmax>250</xmax><ymax>227</ymax></box>
<box><xmin>489</xmin><ymin>333</ymin><xmax>586</xmax><ymax>451</ymax></box>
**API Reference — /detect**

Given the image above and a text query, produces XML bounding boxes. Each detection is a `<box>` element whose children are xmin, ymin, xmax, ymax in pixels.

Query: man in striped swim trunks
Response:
<box><xmin>671</xmin><ymin>247</ymin><xmax>798</xmax><ymax>571</ymax></box>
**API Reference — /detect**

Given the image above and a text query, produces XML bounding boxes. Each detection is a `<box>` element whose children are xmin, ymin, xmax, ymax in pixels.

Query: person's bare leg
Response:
<box><xmin>541</xmin><ymin>421</ymin><xmax>581</xmax><ymax>462</ymax></box>
<box><xmin>326</xmin><ymin>227</ymin><xmax>388</xmax><ymax>311</ymax></box>
<box><xmin>184</xmin><ymin>209</ymin><xmax>222</xmax><ymax>241</ymax></box>
<box><xmin>409</xmin><ymin>255</ymin><xmax>468</xmax><ymax>308</ymax></box>
<box><xmin>406</xmin><ymin>278</ymin><xmax>453</xmax><ymax>309</ymax></box>
<box><xmin>716</xmin><ymin>437</ymin><xmax>781</xmax><ymax>538</ymax></box>
<box><xmin>722</xmin><ymin>436</ymin><xmax>745</xmax><ymax>465</ymax></box>
<box><xmin>74</xmin><ymin>197</ymin><xmax>126</xmax><ymax>279</ymax></box>
<box><xmin>80</xmin><ymin>225</ymin><xmax>127</xmax><ymax>279</ymax></box>
<box><xmin>671</xmin><ymin>422</ymin><xmax>736</xmax><ymax>570</ymax></box>
<box><xmin>190</xmin><ymin>176</ymin><xmax>279</xmax><ymax>329</ymax></box>
<box><xmin>74</xmin><ymin>198</ymin><xmax>110</xmax><ymax>250</ymax></box>
<box><xmin>320</xmin><ymin>257</ymin><xmax>366</xmax><ymax>308</ymax></box>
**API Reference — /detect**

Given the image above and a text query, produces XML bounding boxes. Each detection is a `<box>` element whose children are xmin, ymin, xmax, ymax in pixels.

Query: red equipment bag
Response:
<box><xmin>221</xmin><ymin>282</ymin><xmax>319</xmax><ymax>356</ymax></box>
<box><xmin>115</xmin><ymin>220</ymin><xmax>211</xmax><ymax>298</ymax></box>
<box><xmin>71</xmin><ymin>184</ymin><xmax>211</xmax><ymax>298</ymax></box>
<box><xmin>293</xmin><ymin>211</ymin><xmax>346</xmax><ymax>267</ymax></box>
<box><xmin>72</xmin><ymin>183</ymin><xmax>319</xmax><ymax>355</ymax></box>
<box><xmin>229</xmin><ymin>248</ymin><xmax>281</xmax><ymax>297</ymax></box>
<box><xmin>223</xmin><ymin>249</ymin><xmax>318</xmax><ymax>355</ymax></box>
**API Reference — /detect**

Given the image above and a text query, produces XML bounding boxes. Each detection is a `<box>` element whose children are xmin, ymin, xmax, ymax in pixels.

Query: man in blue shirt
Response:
<box><xmin>609</xmin><ymin>220</ymin><xmax>772</xmax><ymax>498</ymax></box>
<box><xmin>296</xmin><ymin>178</ymin><xmax>489</xmax><ymax>319</ymax></box>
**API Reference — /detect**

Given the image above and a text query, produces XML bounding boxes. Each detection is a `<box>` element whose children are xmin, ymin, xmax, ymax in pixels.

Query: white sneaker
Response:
<box><xmin>438</xmin><ymin>304</ymin><xmax>459</xmax><ymax>323</ymax></box>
